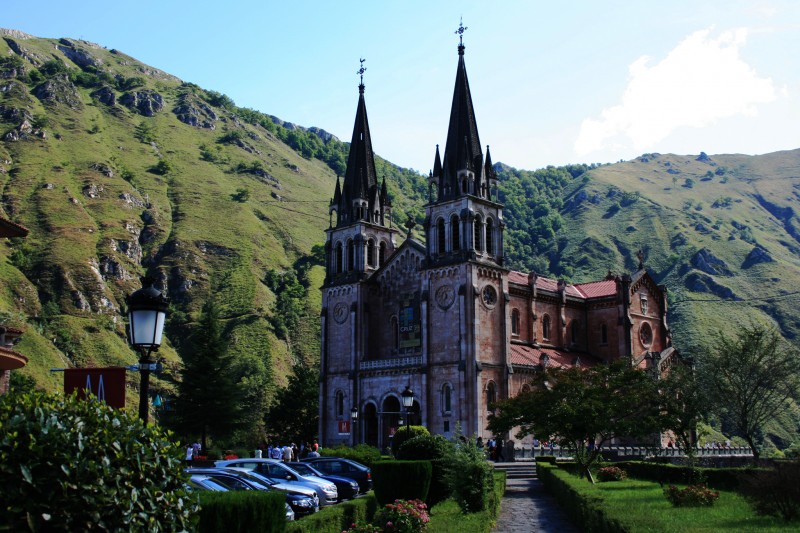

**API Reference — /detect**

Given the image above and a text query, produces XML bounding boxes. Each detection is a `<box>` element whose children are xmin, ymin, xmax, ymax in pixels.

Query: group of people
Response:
<box><xmin>258</xmin><ymin>441</ymin><xmax>321</xmax><ymax>461</ymax></box>
<box><xmin>184</xmin><ymin>441</ymin><xmax>202</xmax><ymax>465</ymax></box>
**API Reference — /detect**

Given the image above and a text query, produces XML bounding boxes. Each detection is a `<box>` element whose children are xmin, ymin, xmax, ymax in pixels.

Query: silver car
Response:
<box><xmin>216</xmin><ymin>458</ymin><xmax>338</xmax><ymax>505</ymax></box>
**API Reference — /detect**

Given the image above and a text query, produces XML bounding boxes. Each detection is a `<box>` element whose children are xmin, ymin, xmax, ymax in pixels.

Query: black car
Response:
<box><xmin>301</xmin><ymin>457</ymin><xmax>373</xmax><ymax>493</ymax></box>
<box><xmin>185</xmin><ymin>468</ymin><xmax>319</xmax><ymax>517</ymax></box>
<box><xmin>288</xmin><ymin>462</ymin><xmax>360</xmax><ymax>500</ymax></box>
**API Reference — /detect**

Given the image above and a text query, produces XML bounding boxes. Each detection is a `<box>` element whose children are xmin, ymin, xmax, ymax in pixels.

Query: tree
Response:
<box><xmin>488</xmin><ymin>361</ymin><xmax>662</xmax><ymax>482</ymax></box>
<box><xmin>264</xmin><ymin>363</ymin><xmax>319</xmax><ymax>445</ymax></box>
<box><xmin>171</xmin><ymin>297</ymin><xmax>243</xmax><ymax>451</ymax></box>
<box><xmin>660</xmin><ymin>362</ymin><xmax>708</xmax><ymax>462</ymax></box>
<box><xmin>699</xmin><ymin>324</ymin><xmax>800</xmax><ymax>461</ymax></box>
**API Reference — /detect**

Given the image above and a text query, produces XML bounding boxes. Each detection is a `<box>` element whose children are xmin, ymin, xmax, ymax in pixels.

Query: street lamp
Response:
<box><xmin>350</xmin><ymin>406</ymin><xmax>359</xmax><ymax>446</ymax></box>
<box><xmin>401</xmin><ymin>384</ymin><xmax>414</xmax><ymax>435</ymax></box>
<box><xmin>127</xmin><ymin>276</ymin><xmax>169</xmax><ymax>423</ymax></box>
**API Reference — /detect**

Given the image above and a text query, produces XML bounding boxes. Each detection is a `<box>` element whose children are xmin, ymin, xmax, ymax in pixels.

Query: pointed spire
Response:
<box><xmin>433</xmin><ymin>144</ymin><xmax>442</xmax><ymax>177</ymax></box>
<box><xmin>332</xmin><ymin>176</ymin><xmax>342</xmax><ymax>206</ymax></box>
<box><xmin>484</xmin><ymin>145</ymin><xmax>495</xmax><ymax>179</ymax></box>
<box><xmin>380</xmin><ymin>176</ymin><xmax>391</xmax><ymax>207</ymax></box>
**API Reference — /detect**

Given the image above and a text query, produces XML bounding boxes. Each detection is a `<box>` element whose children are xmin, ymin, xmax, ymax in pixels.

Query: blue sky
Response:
<box><xmin>3</xmin><ymin>1</ymin><xmax>799</xmax><ymax>172</ymax></box>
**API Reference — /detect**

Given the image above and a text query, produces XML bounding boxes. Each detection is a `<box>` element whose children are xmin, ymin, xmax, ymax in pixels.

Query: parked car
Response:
<box><xmin>287</xmin><ymin>462</ymin><xmax>360</xmax><ymax>500</ymax></box>
<box><xmin>186</xmin><ymin>468</ymin><xmax>315</xmax><ymax>518</ymax></box>
<box><xmin>215</xmin><ymin>458</ymin><xmax>338</xmax><ymax>505</ymax></box>
<box><xmin>222</xmin><ymin>467</ymin><xmax>319</xmax><ymax>516</ymax></box>
<box><xmin>301</xmin><ymin>457</ymin><xmax>373</xmax><ymax>493</ymax></box>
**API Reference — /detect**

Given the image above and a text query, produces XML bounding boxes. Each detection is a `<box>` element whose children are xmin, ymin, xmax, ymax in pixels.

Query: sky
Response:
<box><xmin>3</xmin><ymin>1</ymin><xmax>799</xmax><ymax>173</ymax></box>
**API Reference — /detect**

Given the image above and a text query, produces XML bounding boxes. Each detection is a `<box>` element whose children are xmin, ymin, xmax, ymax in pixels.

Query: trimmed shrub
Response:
<box><xmin>616</xmin><ymin>460</ymin><xmax>758</xmax><ymax>491</ymax></box>
<box><xmin>390</xmin><ymin>425</ymin><xmax>429</xmax><ymax>457</ymax></box>
<box><xmin>597</xmin><ymin>466</ymin><xmax>627</xmax><ymax>482</ymax></box>
<box><xmin>0</xmin><ymin>390</ymin><xmax>197</xmax><ymax>531</ymax></box>
<box><xmin>373</xmin><ymin>499</ymin><xmax>430</xmax><ymax>532</ymax></box>
<box><xmin>372</xmin><ymin>461</ymin><xmax>432</xmax><ymax>506</ymax></box>
<box><xmin>444</xmin><ymin>438</ymin><xmax>493</xmax><ymax>513</ymax></box>
<box><xmin>286</xmin><ymin>494</ymin><xmax>377</xmax><ymax>533</ymax></box>
<box><xmin>396</xmin><ymin>435</ymin><xmax>455</xmax><ymax>506</ymax></box>
<box><xmin>320</xmin><ymin>443</ymin><xmax>382</xmax><ymax>467</ymax></box>
<box><xmin>535</xmin><ymin>455</ymin><xmax>557</xmax><ymax>464</ymax></box>
<box><xmin>198</xmin><ymin>491</ymin><xmax>286</xmax><ymax>533</ymax></box>
<box><xmin>664</xmin><ymin>484</ymin><xmax>720</xmax><ymax>507</ymax></box>
<box><xmin>741</xmin><ymin>461</ymin><xmax>800</xmax><ymax>521</ymax></box>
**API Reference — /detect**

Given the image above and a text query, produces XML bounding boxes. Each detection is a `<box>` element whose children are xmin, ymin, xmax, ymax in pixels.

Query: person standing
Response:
<box><xmin>255</xmin><ymin>446</ymin><xmax>263</xmax><ymax>458</ymax></box>
<box><xmin>282</xmin><ymin>444</ymin><xmax>292</xmax><ymax>463</ymax></box>
<box><xmin>185</xmin><ymin>444</ymin><xmax>194</xmax><ymax>466</ymax></box>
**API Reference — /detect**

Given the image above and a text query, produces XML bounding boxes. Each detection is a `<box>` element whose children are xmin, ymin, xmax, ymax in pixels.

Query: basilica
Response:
<box><xmin>318</xmin><ymin>36</ymin><xmax>677</xmax><ymax>449</ymax></box>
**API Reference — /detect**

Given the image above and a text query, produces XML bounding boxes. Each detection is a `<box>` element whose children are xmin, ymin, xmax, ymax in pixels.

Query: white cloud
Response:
<box><xmin>574</xmin><ymin>27</ymin><xmax>777</xmax><ymax>157</ymax></box>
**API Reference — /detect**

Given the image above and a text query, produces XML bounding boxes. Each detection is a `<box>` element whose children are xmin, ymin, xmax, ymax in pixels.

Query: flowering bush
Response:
<box><xmin>342</xmin><ymin>524</ymin><xmax>380</xmax><ymax>533</ymax></box>
<box><xmin>664</xmin><ymin>484</ymin><xmax>720</xmax><ymax>507</ymax></box>
<box><xmin>597</xmin><ymin>466</ymin><xmax>627</xmax><ymax>482</ymax></box>
<box><xmin>343</xmin><ymin>499</ymin><xmax>429</xmax><ymax>533</ymax></box>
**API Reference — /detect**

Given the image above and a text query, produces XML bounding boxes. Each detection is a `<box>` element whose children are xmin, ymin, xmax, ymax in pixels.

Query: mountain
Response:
<box><xmin>1</xmin><ymin>30</ymin><xmax>798</xmax><ymax>445</ymax></box>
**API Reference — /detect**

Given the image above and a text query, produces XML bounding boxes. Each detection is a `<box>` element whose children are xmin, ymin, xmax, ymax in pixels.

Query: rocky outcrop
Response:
<box><xmin>742</xmin><ymin>246</ymin><xmax>774</xmax><ymax>269</ymax></box>
<box><xmin>173</xmin><ymin>93</ymin><xmax>218</xmax><ymax>129</ymax></box>
<box><xmin>3</xmin><ymin>36</ymin><xmax>46</xmax><ymax>65</ymax></box>
<box><xmin>685</xmin><ymin>272</ymin><xmax>738</xmax><ymax>300</ymax></box>
<box><xmin>0</xmin><ymin>104</ymin><xmax>33</xmax><ymax>123</ymax></box>
<box><xmin>98</xmin><ymin>255</ymin><xmax>133</xmax><ymax>281</ymax></box>
<box><xmin>33</xmin><ymin>74</ymin><xmax>82</xmax><ymax>109</ymax></box>
<box><xmin>111</xmin><ymin>238</ymin><xmax>143</xmax><ymax>264</ymax></box>
<box><xmin>90</xmin><ymin>85</ymin><xmax>117</xmax><ymax>106</ymax></box>
<box><xmin>3</xmin><ymin>119</ymin><xmax>46</xmax><ymax>142</ymax></box>
<box><xmin>90</xmin><ymin>163</ymin><xmax>114</xmax><ymax>177</ymax></box>
<box><xmin>696</xmin><ymin>152</ymin><xmax>713</xmax><ymax>163</ymax></box>
<box><xmin>120</xmin><ymin>89</ymin><xmax>164</xmax><ymax>116</ymax></box>
<box><xmin>691</xmin><ymin>248</ymin><xmax>732</xmax><ymax>276</ymax></box>
<box><xmin>57</xmin><ymin>39</ymin><xmax>103</xmax><ymax>69</ymax></box>
<box><xmin>82</xmin><ymin>183</ymin><xmax>103</xmax><ymax>198</ymax></box>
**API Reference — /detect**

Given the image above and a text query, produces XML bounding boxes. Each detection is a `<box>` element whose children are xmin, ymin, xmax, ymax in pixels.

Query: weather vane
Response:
<box><xmin>357</xmin><ymin>58</ymin><xmax>367</xmax><ymax>85</ymax></box>
<box><xmin>455</xmin><ymin>17</ymin><xmax>468</xmax><ymax>46</ymax></box>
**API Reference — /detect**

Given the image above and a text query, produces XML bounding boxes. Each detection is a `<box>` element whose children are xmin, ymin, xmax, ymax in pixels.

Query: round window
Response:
<box><xmin>639</xmin><ymin>322</ymin><xmax>653</xmax><ymax>347</ymax></box>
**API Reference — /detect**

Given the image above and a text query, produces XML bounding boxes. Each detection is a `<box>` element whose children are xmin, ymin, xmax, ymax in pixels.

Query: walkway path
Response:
<box><xmin>492</xmin><ymin>462</ymin><xmax>581</xmax><ymax>533</ymax></box>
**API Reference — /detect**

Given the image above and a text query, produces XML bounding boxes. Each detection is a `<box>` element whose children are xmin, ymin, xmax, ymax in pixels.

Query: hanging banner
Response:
<box><xmin>398</xmin><ymin>292</ymin><xmax>421</xmax><ymax>353</ymax></box>
<box><xmin>64</xmin><ymin>367</ymin><xmax>126</xmax><ymax>409</ymax></box>
<box><xmin>337</xmin><ymin>420</ymin><xmax>351</xmax><ymax>435</ymax></box>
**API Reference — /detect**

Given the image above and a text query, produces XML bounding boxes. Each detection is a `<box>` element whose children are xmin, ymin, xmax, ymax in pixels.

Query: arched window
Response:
<box><xmin>521</xmin><ymin>384</ymin><xmax>532</xmax><ymax>395</ymax></box>
<box><xmin>335</xmin><ymin>390</ymin><xmax>344</xmax><ymax>418</ymax></box>
<box><xmin>601</xmin><ymin>324</ymin><xmax>608</xmax><ymax>345</ymax></box>
<box><xmin>336</xmin><ymin>242</ymin><xmax>343</xmax><ymax>274</ymax></box>
<box><xmin>511</xmin><ymin>309</ymin><xmax>520</xmax><ymax>336</ymax></box>
<box><xmin>391</xmin><ymin>316</ymin><xmax>399</xmax><ymax>349</ymax></box>
<box><xmin>542</xmin><ymin>314</ymin><xmax>551</xmax><ymax>340</ymax></box>
<box><xmin>379</xmin><ymin>241</ymin><xmax>386</xmax><ymax>266</ymax></box>
<box><xmin>451</xmin><ymin>215</ymin><xmax>460</xmax><ymax>251</ymax></box>
<box><xmin>443</xmin><ymin>384</ymin><xmax>452</xmax><ymax>413</ymax></box>
<box><xmin>474</xmin><ymin>215</ymin><xmax>483</xmax><ymax>252</ymax></box>
<box><xmin>367</xmin><ymin>239</ymin><xmax>375</xmax><ymax>267</ymax></box>
<box><xmin>571</xmin><ymin>320</ymin><xmax>580</xmax><ymax>344</ymax></box>
<box><xmin>462</xmin><ymin>177</ymin><xmax>467</xmax><ymax>193</ymax></box>
<box><xmin>486</xmin><ymin>218</ymin><xmax>494</xmax><ymax>256</ymax></box>
<box><xmin>347</xmin><ymin>239</ymin><xmax>355</xmax><ymax>272</ymax></box>
<box><xmin>486</xmin><ymin>382</ymin><xmax>497</xmax><ymax>412</ymax></box>
<box><xmin>437</xmin><ymin>218</ymin><xmax>446</xmax><ymax>254</ymax></box>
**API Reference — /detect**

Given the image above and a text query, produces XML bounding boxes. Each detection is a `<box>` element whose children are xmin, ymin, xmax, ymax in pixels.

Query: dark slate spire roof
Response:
<box><xmin>336</xmin><ymin>81</ymin><xmax>379</xmax><ymax>225</ymax></box>
<box><xmin>432</xmin><ymin>144</ymin><xmax>442</xmax><ymax>177</ymax></box>
<box><xmin>440</xmin><ymin>43</ymin><xmax>483</xmax><ymax>197</ymax></box>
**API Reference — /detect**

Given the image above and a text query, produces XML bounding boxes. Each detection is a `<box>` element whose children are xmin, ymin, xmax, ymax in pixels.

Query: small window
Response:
<box><xmin>367</xmin><ymin>239</ymin><xmax>375</xmax><ymax>267</ymax></box>
<box><xmin>641</xmin><ymin>296</ymin><xmax>649</xmax><ymax>315</ymax></box>
<box><xmin>486</xmin><ymin>382</ymin><xmax>497</xmax><ymax>412</ymax></box>
<box><xmin>640</xmin><ymin>322</ymin><xmax>653</xmax><ymax>347</ymax></box>
<box><xmin>335</xmin><ymin>391</ymin><xmax>344</xmax><ymax>417</ymax></box>
<box><xmin>336</xmin><ymin>243</ymin><xmax>343</xmax><ymax>274</ymax></box>
<box><xmin>511</xmin><ymin>309</ymin><xmax>520</xmax><ymax>336</ymax></box>
<box><xmin>486</xmin><ymin>218</ymin><xmax>494</xmax><ymax>255</ymax></box>
<box><xmin>347</xmin><ymin>240</ymin><xmax>354</xmax><ymax>272</ymax></box>
<box><xmin>451</xmin><ymin>215</ymin><xmax>460</xmax><ymax>251</ymax></box>
<box><xmin>542</xmin><ymin>315</ymin><xmax>551</xmax><ymax>340</ymax></box>
<box><xmin>474</xmin><ymin>215</ymin><xmax>483</xmax><ymax>252</ymax></box>
<box><xmin>437</xmin><ymin>219</ymin><xmax>446</xmax><ymax>254</ymax></box>
<box><xmin>391</xmin><ymin>316</ymin><xmax>399</xmax><ymax>349</ymax></box>
<box><xmin>443</xmin><ymin>420</ymin><xmax>450</xmax><ymax>432</ymax></box>
<box><xmin>443</xmin><ymin>384</ymin><xmax>452</xmax><ymax>413</ymax></box>
<box><xmin>601</xmin><ymin>324</ymin><xmax>608</xmax><ymax>345</ymax></box>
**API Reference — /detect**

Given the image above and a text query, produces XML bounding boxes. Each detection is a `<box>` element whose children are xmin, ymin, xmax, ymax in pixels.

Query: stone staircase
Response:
<box><xmin>492</xmin><ymin>461</ymin><xmax>536</xmax><ymax>480</ymax></box>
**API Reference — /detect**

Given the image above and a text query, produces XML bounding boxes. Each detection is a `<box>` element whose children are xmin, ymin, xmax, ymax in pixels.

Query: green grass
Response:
<box><xmin>426</xmin><ymin>471</ymin><xmax>504</xmax><ymax>533</ymax></box>
<box><xmin>550</xmin><ymin>468</ymin><xmax>797</xmax><ymax>533</ymax></box>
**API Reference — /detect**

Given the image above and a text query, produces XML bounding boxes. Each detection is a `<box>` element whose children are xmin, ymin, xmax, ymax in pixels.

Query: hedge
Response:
<box><xmin>536</xmin><ymin>462</ymin><xmax>628</xmax><ymax>533</ymax></box>
<box><xmin>198</xmin><ymin>491</ymin><xmax>286</xmax><ymax>533</ymax></box>
<box><xmin>320</xmin><ymin>444</ymin><xmax>382</xmax><ymax>468</ymax></box>
<box><xmin>372</xmin><ymin>460</ymin><xmax>432</xmax><ymax>505</ymax></box>
<box><xmin>396</xmin><ymin>435</ymin><xmax>455</xmax><ymax>506</ymax></box>
<box><xmin>615</xmin><ymin>461</ymin><xmax>764</xmax><ymax>491</ymax></box>
<box><xmin>285</xmin><ymin>494</ymin><xmax>377</xmax><ymax>533</ymax></box>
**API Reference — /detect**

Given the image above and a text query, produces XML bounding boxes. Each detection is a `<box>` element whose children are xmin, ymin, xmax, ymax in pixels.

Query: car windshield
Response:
<box><xmin>290</xmin><ymin>463</ymin><xmax>318</xmax><ymax>476</ymax></box>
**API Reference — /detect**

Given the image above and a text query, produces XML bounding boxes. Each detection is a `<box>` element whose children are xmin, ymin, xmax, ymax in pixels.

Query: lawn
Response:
<box><xmin>548</xmin><ymin>468</ymin><xmax>797</xmax><ymax>533</ymax></box>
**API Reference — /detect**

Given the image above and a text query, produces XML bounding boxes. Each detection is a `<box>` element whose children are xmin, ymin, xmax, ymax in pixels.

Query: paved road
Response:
<box><xmin>493</xmin><ymin>476</ymin><xmax>581</xmax><ymax>533</ymax></box>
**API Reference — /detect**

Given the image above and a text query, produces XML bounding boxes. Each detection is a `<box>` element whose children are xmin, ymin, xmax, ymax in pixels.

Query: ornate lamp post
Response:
<box><xmin>350</xmin><ymin>406</ymin><xmax>359</xmax><ymax>446</ymax></box>
<box><xmin>127</xmin><ymin>277</ymin><xmax>169</xmax><ymax>423</ymax></box>
<box><xmin>401</xmin><ymin>384</ymin><xmax>414</xmax><ymax>435</ymax></box>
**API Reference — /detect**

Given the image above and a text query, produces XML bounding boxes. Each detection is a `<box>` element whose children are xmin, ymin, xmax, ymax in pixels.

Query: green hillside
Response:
<box><xmin>1</xmin><ymin>29</ymin><xmax>798</xmax><ymax>448</ymax></box>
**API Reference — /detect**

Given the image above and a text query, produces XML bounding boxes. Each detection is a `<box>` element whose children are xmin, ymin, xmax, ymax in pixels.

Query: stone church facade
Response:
<box><xmin>318</xmin><ymin>41</ymin><xmax>677</xmax><ymax>449</ymax></box>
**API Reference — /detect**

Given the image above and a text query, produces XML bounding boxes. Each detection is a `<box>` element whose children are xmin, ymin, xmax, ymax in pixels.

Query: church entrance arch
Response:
<box><xmin>381</xmin><ymin>395</ymin><xmax>402</xmax><ymax>451</ymax></box>
<box><xmin>362</xmin><ymin>402</ymin><xmax>378</xmax><ymax>447</ymax></box>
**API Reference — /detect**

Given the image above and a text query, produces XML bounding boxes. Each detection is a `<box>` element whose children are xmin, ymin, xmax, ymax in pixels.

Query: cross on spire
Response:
<box><xmin>455</xmin><ymin>17</ymin><xmax>468</xmax><ymax>46</ymax></box>
<box><xmin>357</xmin><ymin>58</ymin><xmax>367</xmax><ymax>86</ymax></box>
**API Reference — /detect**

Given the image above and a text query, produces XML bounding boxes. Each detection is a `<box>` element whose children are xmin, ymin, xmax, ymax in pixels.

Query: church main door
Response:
<box><xmin>381</xmin><ymin>396</ymin><xmax>402</xmax><ymax>451</ymax></box>
<box><xmin>362</xmin><ymin>403</ymin><xmax>378</xmax><ymax>447</ymax></box>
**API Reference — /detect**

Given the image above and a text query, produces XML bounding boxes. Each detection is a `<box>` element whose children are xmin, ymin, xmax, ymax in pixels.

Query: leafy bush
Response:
<box><xmin>390</xmin><ymin>425</ymin><xmax>429</xmax><ymax>457</ymax></box>
<box><xmin>198</xmin><ymin>490</ymin><xmax>286</xmax><ymax>533</ymax></box>
<box><xmin>444</xmin><ymin>437</ymin><xmax>493</xmax><ymax>513</ymax></box>
<box><xmin>664</xmin><ymin>484</ymin><xmax>720</xmax><ymax>507</ymax></box>
<box><xmin>320</xmin><ymin>444</ymin><xmax>381</xmax><ymax>467</ymax></box>
<box><xmin>0</xmin><ymin>390</ymin><xmax>197</xmax><ymax>531</ymax></box>
<box><xmin>373</xmin><ymin>499</ymin><xmax>429</xmax><ymax>532</ymax></box>
<box><xmin>286</xmin><ymin>494</ymin><xmax>377</xmax><ymax>533</ymax></box>
<box><xmin>372</xmin><ymin>461</ymin><xmax>431</xmax><ymax>506</ymax></box>
<box><xmin>741</xmin><ymin>461</ymin><xmax>800</xmax><ymax>521</ymax></box>
<box><xmin>597</xmin><ymin>466</ymin><xmax>627</xmax><ymax>482</ymax></box>
<box><xmin>396</xmin><ymin>435</ymin><xmax>454</xmax><ymax>506</ymax></box>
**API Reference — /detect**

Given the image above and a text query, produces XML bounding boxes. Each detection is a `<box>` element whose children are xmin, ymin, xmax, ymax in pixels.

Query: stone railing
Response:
<box><xmin>360</xmin><ymin>355</ymin><xmax>423</xmax><ymax>370</ymax></box>
<box><xmin>512</xmin><ymin>445</ymin><xmax>753</xmax><ymax>460</ymax></box>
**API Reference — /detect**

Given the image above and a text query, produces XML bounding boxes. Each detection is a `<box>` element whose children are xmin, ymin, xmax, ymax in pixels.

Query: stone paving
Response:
<box><xmin>492</xmin><ymin>468</ymin><xmax>581</xmax><ymax>533</ymax></box>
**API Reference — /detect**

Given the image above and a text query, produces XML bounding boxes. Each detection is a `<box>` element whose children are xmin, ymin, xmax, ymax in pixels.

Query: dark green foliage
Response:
<box><xmin>205</xmin><ymin>90</ymin><xmax>236</xmax><ymax>110</ymax></box>
<box><xmin>264</xmin><ymin>363</ymin><xmax>319</xmax><ymax>445</ymax></box>
<box><xmin>134</xmin><ymin>120</ymin><xmax>155</xmax><ymax>143</ymax></box>
<box><xmin>319</xmin><ymin>444</ymin><xmax>381</xmax><ymax>467</ymax></box>
<box><xmin>7</xmin><ymin>372</ymin><xmax>36</xmax><ymax>393</ymax></box>
<box><xmin>659</xmin><ymin>363</ymin><xmax>708</xmax><ymax>460</ymax></box>
<box><xmin>742</xmin><ymin>461</ymin><xmax>800</xmax><ymax>521</ymax></box>
<box><xmin>39</xmin><ymin>59</ymin><xmax>68</xmax><ymax>77</ymax></box>
<box><xmin>231</xmin><ymin>188</ymin><xmax>250</xmax><ymax>202</ymax></box>
<box><xmin>285</xmin><ymin>494</ymin><xmax>377</xmax><ymax>533</ymax></box>
<box><xmin>684</xmin><ymin>178</ymin><xmax>695</xmax><ymax>188</ymax></box>
<box><xmin>444</xmin><ymin>436</ymin><xmax>493</xmax><ymax>513</ymax></box>
<box><xmin>151</xmin><ymin>159</ymin><xmax>172</xmax><ymax>175</ymax></box>
<box><xmin>390</xmin><ymin>425</ymin><xmax>429</xmax><ymax>457</ymax></box>
<box><xmin>0</xmin><ymin>390</ymin><xmax>197</xmax><ymax>531</ymax></box>
<box><xmin>372</xmin><ymin>460</ymin><xmax>431</xmax><ymax>506</ymax></box>
<box><xmin>170</xmin><ymin>297</ymin><xmax>243</xmax><ymax>450</ymax></box>
<box><xmin>615</xmin><ymin>461</ymin><xmax>758</xmax><ymax>491</ymax></box>
<box><xmin>396</xmin><ymin>434</ymin><xmax>455</xmax><ymax>506</ymax></box>
<box><xmin>197</xmin><ymin>491</ymin><xmax>286</xmax><ymax>533</ymax></box>
<box><xmin>264</xmin><ymin>269</ymin><xmax>305</xmax><ymax>341</ymax></box>
<box><xmin>218</xmin><ymin>129</ymin><xmax>245</xmax><ymax>144</ymax></box>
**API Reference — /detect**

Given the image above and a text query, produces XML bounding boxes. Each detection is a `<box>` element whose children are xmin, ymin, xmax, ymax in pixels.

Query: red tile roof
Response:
<box><xmin>574</xmin><ymin>280</ymin><xmax>617</xmax><ymax>298</ymax></box>
<box><xmin>0</xmin><ymin>216</ymin><xmax>28</xmax><ymax>238</ymax></box>
<box><xmin>508</xmin><ymin>271</ymin><xmax>616</xmax><ymax>300</ymax></box>
<box><xmin>508</xmin><ymin>344</ymin><xmax>599</xmax><ymax>369</ymax></box>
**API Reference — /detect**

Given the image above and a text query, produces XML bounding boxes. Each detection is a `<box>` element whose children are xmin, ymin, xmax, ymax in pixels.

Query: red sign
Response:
<box><xmin>64</xmin><ymin>367</ymin><xmax>126</xmax><ymax>409</ymax></box>
<box><xmin>337</xmin><ymin>420</ymin><xmax>351</xmax><ymax>434</ymax></box>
